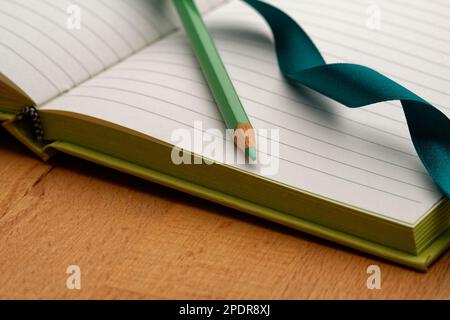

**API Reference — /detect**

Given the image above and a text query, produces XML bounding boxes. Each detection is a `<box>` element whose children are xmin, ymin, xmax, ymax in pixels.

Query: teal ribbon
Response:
<box><xmin>242</xmin><ymin>0</ymin><xmax>450</xmax><ymax>197</ymax></box>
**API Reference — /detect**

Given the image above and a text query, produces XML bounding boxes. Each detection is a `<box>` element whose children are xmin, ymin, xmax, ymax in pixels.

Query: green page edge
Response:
<box><xmin>1</xmin><ymin>111</ymin><xmax>449</xmax><ymax>271</ymax></box>
<box><xmin>46</xmin><ymin>140</ymin><xmax>450</xmax><ymax>271</ymax></box>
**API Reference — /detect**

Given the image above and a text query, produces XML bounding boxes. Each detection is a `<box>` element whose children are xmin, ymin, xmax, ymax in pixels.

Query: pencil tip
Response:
<box><xmin>246</xmin><ymin>147</ymin><xmax>257</xmax><ymax>161</ymax></box>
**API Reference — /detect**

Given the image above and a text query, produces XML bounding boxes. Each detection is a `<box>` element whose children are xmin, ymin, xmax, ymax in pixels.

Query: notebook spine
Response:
<box><xmin>17</xmin><ymin>106</ymin><xmax>44</xmax><ymax>143</ymax></box>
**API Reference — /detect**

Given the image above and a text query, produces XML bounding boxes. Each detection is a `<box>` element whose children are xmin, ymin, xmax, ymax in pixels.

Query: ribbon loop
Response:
<box><xmin>243</xmin><ymin>0</ymin><xmax>450</xmax><ymax>196</ymax></box>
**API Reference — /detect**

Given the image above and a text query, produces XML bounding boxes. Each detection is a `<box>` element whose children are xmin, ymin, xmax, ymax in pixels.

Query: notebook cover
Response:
<box><xmin>2</xmin><ymin>112</ymin><xmax>54</xmax><ymax>160</ymax></box>
<box><xmin>42</xmin><ymin>140</ymin><xmax>450</xmax><ymax>271</ymax></box>
<box><xmin>1</xmin><ymin>111</ymin><xmax>449</xmax><ymax>271</ymax></box>
<box><xmin>0</xmin><ymin>112</ymin><xmax>14</xmax><ymax>122</ymax></box>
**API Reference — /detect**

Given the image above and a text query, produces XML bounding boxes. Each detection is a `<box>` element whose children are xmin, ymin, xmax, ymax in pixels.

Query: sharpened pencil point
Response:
<box><xmin>174</xmin><ymin>0</ymin><xmax>256</xmax><ymax>162</ymax></box>
<box><xmin>246</xmin><ymin>147</ymin><xmax>257</xmax><ymax>161</ymax></box>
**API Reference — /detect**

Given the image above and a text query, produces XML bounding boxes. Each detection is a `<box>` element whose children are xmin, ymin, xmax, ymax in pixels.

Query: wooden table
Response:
<box><xmin>0</xmin><ymin>129</ymin><xmax>448</xmax><ymax>299</ymax></box>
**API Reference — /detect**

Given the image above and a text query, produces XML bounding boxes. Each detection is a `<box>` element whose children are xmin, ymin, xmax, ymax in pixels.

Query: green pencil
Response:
<box><xmin>173</xmin><ymin>0</ymin><xmax>257</xmax><ymax>161</ymax></box>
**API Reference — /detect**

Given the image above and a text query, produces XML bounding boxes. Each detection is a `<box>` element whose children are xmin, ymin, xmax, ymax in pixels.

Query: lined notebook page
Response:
<box><xmin>0</xmin><ymin>0</ymin><xmax>225</xmax><ymax>106</ymax></box>
<box><xmin>41</xmin><ymin>0</ymin><xmax>448</xmax><ymax>225</ymax></box>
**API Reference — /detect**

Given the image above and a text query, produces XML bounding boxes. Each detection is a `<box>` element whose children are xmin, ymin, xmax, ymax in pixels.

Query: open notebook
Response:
<box><xmin>0</xmin><ymin>0</ymin><xmax>449</xmax><ymax>270</ymax></box>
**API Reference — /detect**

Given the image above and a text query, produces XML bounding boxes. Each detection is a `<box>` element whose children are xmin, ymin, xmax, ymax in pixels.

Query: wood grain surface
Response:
<box><xmin>0</xmin><ymin>129</ymin><xmax>448</xmax><ymax>300</ymax></box>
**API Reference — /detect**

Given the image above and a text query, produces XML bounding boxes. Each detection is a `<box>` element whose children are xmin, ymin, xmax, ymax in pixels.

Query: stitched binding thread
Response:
<box><xmin>17</xmin><ymin>106</ymin><xmax>44</xmax><ymax>143</ymax></box>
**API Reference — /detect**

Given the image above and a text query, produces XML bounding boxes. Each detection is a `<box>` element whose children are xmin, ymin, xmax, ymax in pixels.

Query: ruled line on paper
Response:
<box><xmin>428</xmin><ymin>0</ymin><xmax>450</xmax><ymax>12</ymax></box>
<box><xmin>57</xmin><ymin>62</ymin><xmax>434</xmax><ymax>191</ymax></box>
<box><xmin>122</xmin><ymin>56</ymin><xmax>416</xmax><ymax>143</ymax></box>
<box><xmin>134</xmin><ymin>49</ymin><xmax>412</xmax><ymax>124</ymax></box>
<box><xmin>390</xmin><ymin>0</ymin><xmax>450</xmax><ymax>20</ymax></box>
<box><xmin>101</xmin><ymin>67</ymin><xmax>426</xmax><ymax>174</ymax></box>
<box><xmin>144</xmin><ymin>43</ymin><xmax>409</xmax><ymax>121</ymax></box>
<box><xmin>354</xmin><ymin>0</ymin><xmax>450</xmax><ymax>31</ymax></box>
<box><xmin>0</xmin><ymin>0</ymin><xmax>226</xmax><ymax>105</ymax></box>
<box><xmin>122</xmin><ymin>62</ymin><xmax>416</xmax><ymax>155</ymax></box>
<box><xmin>97</xmin><ymin>0</ymin><xmax>152</xmax><ymax>43</ymax></box>
<box><xmin>67</xmin><ymin>0</ymin><xmax>138</xmax><ymax>52</ymax></box>
<box><xmin>211</xmin><ymin>16</ymin><xmax>450</xmax><ymax>87</ymax></box>
<box><xmin>0</xmin><ymin>42</ymin><xmax>60</xmax><ymax>93</ymax></box>
<box><xmin>0</xmin><ymin>24</ymin><xmax>77</xmax><ymax>87</ymax></box>
<box><xmin>268</xmin><ymin>0</ymin><xmax>450</xmax><ymax>46</ymax></box>
<box><xmin>10</xmin><ymin>0</ymin><xmax>120</xmax><ymax>62</ymax></box>
<box><xmin>118</xmin><ymin>0</ymin><xmax>165</xmax><ymax>36</ymax></box>
<box><xmin>197</xmin><ymin>18</ymin><xmax>450</xmax><ymax>111</ymax></box>
<box><xmin>21</xmin><ymin>0</ymin><xmax>444</xmax><ymax>222</ymax></box>
<box><xmin>84</xmin><ymin>79</ymin><xmax>433</xmax><ymax>180</ymax></box>
<box><xmin>52</xmin><ymin>92</ymin><xmax>427</xmax><ymax>204</ymax></box>
<box><xmin>153</xmin><ymin>34</ymin><xmax>450</xmax><ymax>113</ymax></box>
<box><xmin>0</xmin><ymin>9</ymin><xmax>93</xmax><ymax>77</ymax></box>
